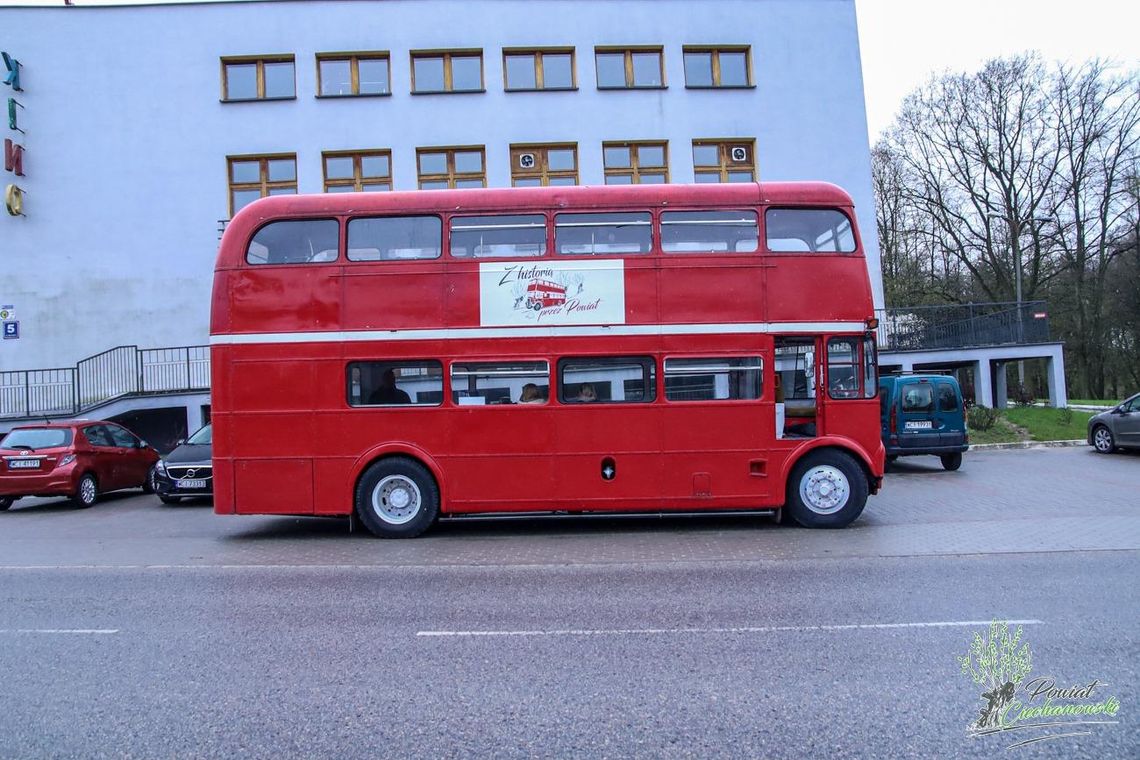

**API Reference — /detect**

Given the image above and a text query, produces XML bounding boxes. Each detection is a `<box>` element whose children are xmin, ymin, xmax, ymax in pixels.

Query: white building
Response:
<box><xmin>1</xmin><ymin>0</ymin><xmax>885</xmax><ymax>437</ymax></box>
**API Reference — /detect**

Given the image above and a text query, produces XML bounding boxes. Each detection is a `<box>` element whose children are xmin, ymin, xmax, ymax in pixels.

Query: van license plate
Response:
<box><xmin>8</xmin><ymin>459</ymin><xmax>40</xmax><ymax>469</ymax></box>
<box><xmin>178</xmin><ymin>479</ymin><xmax>206</xmax><ymax>489</ymax></box>
<box><xmin>905</xmin><ymin>420</ymin><xmax>933</xmax><ymax>429</ymax></box>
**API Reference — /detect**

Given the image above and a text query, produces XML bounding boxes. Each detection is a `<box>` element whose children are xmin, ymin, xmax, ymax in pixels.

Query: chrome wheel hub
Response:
<box><xmin>1094</xmin><ymin>429</ymin><xmax>1112</xmax><ymax>451</ymax></box>
<box><xmin>372</xmin><ymin>475</ymin><xmax>421</xmax><ymax>525</ymax></box>
<box><xmin>799</xmin><ymin>465</ymin><xmax>850</xmax><ymax>515</ymax></box>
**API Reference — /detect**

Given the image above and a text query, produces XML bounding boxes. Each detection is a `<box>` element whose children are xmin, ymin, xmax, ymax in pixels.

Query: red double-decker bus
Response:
<box><xmin>211</xmin><ymin>183</ymin><xmax>884</xmax><ymax>537</ymax></box>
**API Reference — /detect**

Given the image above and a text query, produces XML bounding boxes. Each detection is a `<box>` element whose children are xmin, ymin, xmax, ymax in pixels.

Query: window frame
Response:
<box><xmin>347</xmin><ymin>360</ymin><xmax>444</xmax><ymax>407</ymax></box>
<box><xmin>221</xmin><ymin>55</ymin><xmax>296</xmax><ymax>102</ymax></box>
<box><xmin>416</xmin><ymin>145</ymin><xmax>487</xmax><ymax>189</ymax></box>
<box><xmin>602</xmin><ymin>140</ymin><xmax>669</xmax><ymax>185</ymax></box>
<box><xmin>659</xmin><ymin>209</ymin><xmax>760</xmax><ymax>254</ymax></box>
<box><xmin>502</xmin><ymin>47</ymin><xmax>577</xmax><ymax>91</ymax></box>
<box><xmin>594</xmin><ymin>46</ymin><xmax>666</xmax><ymax>90</ymax></box>
<box><xmin>682</xmin><ymin>46</ymin><xmax>754</xmax><ymax>89</ymax></box>
<box><xmin>764</xmin><ymin>207</ymin><xmax>858</xmax><ymax>253</ymax></box>
<box><xmin>692</xmin><ymin>139</ymin><xmax>757</xmax><ymax>183</ymax></box>
<box><xmin>663</xmin><ymin>356</ymin><xmax>764</xmax><ymax>402</ymax></box>
<box><xmin>449</xmin><ymin>214</ymin><xmax>548</xmax><ymax>259</ymax></box>
<box><xmin>245</xmin><ymin>218</ymin><xmax>340</xmax><ymax>266</ymax></box>
<box><xmin>322</xmin><ymin>149</ymin><xmax>393</xmax><ymax>193</ymax></box>
<box><xmin>227</xmin><ymin>153</ymin><xmax>298</xmax><ymax>217</ymax></box>
<box><xmin>346</xmin><ymin>214</ymin><xmax>443</xmax><ymax>261</ymax></box>
<box><xmin>557</xmin><ymin>356</ymin><xmax>657</xmax><ymax>404</ymax></box>
<box><xmin>509</xmin><ymin>143</ymin><xmax>579</xmax><ymax>187</ymax></box>
<box><xmin>315</xmin><ymin>51</ymin><xmax>391</xmax><ymax>98</ymax></box>
<box><xmin>449</xmin><ymin>360</ymin><xmax>552</xmax><ymax>406</ymax></box>
<box><xmin>410</xmin><ymin>49</ymin><xmax>485</xmax><ymax>94</ymax></box>
<box><xmin>554</xmin><ymin>211</ymin><xmax>654</xmax><ymax>256</ymax></box>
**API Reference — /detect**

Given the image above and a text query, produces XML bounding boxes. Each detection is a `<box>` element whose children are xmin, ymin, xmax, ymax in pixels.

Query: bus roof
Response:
<box><xmin>225</xmin><ymin>181</ymin><xmax>855</xmax><ymax>232</ymax></box>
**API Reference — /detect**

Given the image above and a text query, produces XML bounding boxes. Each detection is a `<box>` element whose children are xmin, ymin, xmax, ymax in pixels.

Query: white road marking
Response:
<box><xmin>0</xmin><ymin>629</ymin><xmax>119</xmax><ymax>635</ymax></box>
<box><xmin>416</xmin><ymin>619</ymin><xmax>1044</xmax><ymax>638</ymax></box>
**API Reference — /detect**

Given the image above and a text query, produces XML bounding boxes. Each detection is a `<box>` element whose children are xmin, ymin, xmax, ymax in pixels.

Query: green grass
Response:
<box><xmin>1002</xmin><ymin>406</ymin><xmax>1094</xmax><ymax>442</ymax></box>
<box><xmin>967</xmin><ymin>416</ymin><xmax>1024</xmax><ymax>445</ymax></box>
<box><xmin>1067</xmin><ymin>398</ymin><xmax>1120</xmax><ymax>407</ymax></box>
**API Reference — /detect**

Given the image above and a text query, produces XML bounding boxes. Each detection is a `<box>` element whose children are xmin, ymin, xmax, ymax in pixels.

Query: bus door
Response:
<box><xmin>659</xmin><ymin>355</ymin><xmax>771</xmax><ymax>505</ymax></box>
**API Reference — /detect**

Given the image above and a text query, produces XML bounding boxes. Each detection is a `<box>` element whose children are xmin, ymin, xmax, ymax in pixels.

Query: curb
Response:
<box><xmin>970</xmin><ymin>439</ymin><xmax>1086</xmax><ymax>451</ymax></box>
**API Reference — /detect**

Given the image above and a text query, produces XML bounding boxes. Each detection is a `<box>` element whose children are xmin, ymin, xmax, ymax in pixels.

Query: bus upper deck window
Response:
<box><xmin>347</xmin><ymin>215</ymin><xmax>443</xmax><ymax>261</ymax></box>
<box><xmin>765</xmin><ymin>208</ymin><xmax>855</xmax><ymax>253</ymax></box>
<box><xmin>450</xmin><ymin>214</ymin><xmax>546</xmax><ymax>258</ymax></box>
<box><xmin>555</xmin><ymin>212</ymin><xmax>652</xmax><ymax>255</ymax></box>
<box><xmin>245</xmin><ymin>219</ymin><xmax>340</xmax><ymax>265</ymax></box>
<box><xmin>661</xmin><ymin>210</ymin><xmax>758</xmax><ymax>253</ymax></box>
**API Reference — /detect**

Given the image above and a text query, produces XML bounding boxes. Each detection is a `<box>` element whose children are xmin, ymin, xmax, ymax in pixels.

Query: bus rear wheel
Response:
<box><xmin>355</xmin><ymin>457</ymin><xmax>440</xmax><ymax>539</ymax></box>
<box><xmin>785</xmin><ymin>450</ymin><xmax>868</xmax><ymax>528</ymax></box>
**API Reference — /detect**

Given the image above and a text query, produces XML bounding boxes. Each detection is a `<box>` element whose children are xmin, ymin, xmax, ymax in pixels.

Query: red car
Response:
<box><xmin>0</xmin><ymin>420</ymin><xmax>160</xmax><ymax>510</ymax></box>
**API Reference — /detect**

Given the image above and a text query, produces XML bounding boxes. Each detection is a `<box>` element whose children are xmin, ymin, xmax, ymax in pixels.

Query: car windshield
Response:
<box><xmin>186</xmin><ymin>424</ymin><xmax>212</xmax><ymax>445</ymax></box>
<box><xmin>1</xmin><ymin>428</ymin><xmax>73</xmax><ymax>449</ymax></box>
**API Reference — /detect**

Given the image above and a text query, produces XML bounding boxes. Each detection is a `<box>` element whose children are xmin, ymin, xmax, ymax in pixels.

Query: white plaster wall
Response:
<box><xmin>0</xmin><ymin>0</ymin><xmax>882</xmax><ymax>372</ymax></box>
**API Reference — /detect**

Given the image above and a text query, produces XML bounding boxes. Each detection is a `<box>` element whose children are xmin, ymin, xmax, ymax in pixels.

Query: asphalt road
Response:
<box><xmin>1</xmin><ymin>447</ymin><xmax>1137</xmax><ymax>758</ymax></box>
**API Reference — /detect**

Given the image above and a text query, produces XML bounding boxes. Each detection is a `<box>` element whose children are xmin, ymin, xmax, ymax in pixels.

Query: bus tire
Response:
<box><xmin>355</xmin><ymin>457</ymin><xmax>440</xmax><ymax>539</ymax></box>
<box><xmin>785</xmin><ymin>450</ymin><xmax>867</xmax><ymax>529</ymax></box>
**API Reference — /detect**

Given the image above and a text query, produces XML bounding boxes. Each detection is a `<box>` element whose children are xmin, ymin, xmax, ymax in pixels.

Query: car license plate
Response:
<box><xmin>8</xmin><ymin>459</ymin><xmax>40</xmax><ymax>469</ymax></box>
<box><xmin>905</xmin><ymin>420</ymin><xmax>934</xmax><ymax>430</ymax></box>
<box><xmin>178</xmin><ymin>478</ymin><xmax>207</xmax><ymax>489</ymax></box>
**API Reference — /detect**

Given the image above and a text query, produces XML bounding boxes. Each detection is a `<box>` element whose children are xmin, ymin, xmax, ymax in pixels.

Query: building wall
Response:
<box><xmin>0</xmin><ymin>0</ymin><xmax>881</xmax><ymax>371</ymax></box>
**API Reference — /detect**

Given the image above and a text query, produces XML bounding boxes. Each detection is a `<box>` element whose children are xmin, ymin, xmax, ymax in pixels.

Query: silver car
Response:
<box><xmin>1087</xmin><ymin>392</ymin><xmax>1140</xmax><ymax>454</ymax></box>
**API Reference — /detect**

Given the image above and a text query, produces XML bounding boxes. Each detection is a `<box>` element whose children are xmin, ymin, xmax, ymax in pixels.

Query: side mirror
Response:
<box><xmin>175</xmin><ymin>438</ymin><xmax>186</xmax><ymax>446</ymax></box>
<box><xmin>137</xmin><ymin>440</ymin><xmax>148</xmax><ymax>449</ymax></box>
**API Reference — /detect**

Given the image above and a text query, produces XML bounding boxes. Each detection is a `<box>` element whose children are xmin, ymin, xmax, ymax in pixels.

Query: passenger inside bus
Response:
<box><xmin>519</xmin><ymin>384</ymin><xmax>544</xmax><ymax>404</ymax></box>
<box><xmin>575</xmin><ymin>384</ymin><xmax>598</xmax><ymax>403</ymax></box>
<box><xmin>368</xmin><ymin>369</ymin><xmax>411</xmax><ymax>405</ymax></box>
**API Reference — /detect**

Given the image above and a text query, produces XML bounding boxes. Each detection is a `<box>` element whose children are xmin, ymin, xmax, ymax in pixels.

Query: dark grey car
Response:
<box><xmin>152</xmin><ymin>423</ymin><xmax>212</xmax><ymax>504</ymax></box>
<box><xmin>1087</xmin><ymin>393</ymin><xmax>1140</xmax><ymax>454</ymax></box>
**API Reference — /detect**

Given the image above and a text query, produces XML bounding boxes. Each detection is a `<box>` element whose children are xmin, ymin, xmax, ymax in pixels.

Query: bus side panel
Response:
<box><xmin>342</xmin><ymin>263</ymin><xmax>444</xmax><ymax>331</ymax></box>
<box><xmin>766</xmin><ymin>256</ymin><xmax>872</xmax><ymax>322</ymax></box>
<box><xmin>210</xmin><ymin>344</ymin><xmax>235</xmax><ymax>515</ymax></box>
<box><xmin>658</xmin><ymin>403</ymin><xmax>774</xmax><ymax>505</ymax></box>
<box><xmin>441</xmin><ymin>407</ymin><xmax>556</xmax><ymax>511</ymax></box>
<box><xmin>550</xmin><ymin>405</ymin><xmax>663</xmax><ymax>507</ymax></box>
<box><xmin>658</xmin><ymin>259</ymin><xmax>764</xmax><ymax>325</ymax></box>
<box><xmin>228</xmin><ymin>267</ymin><xmax>342</xmax><ymax>335</ymax></box>
<box><xmin>227</xmin><ymin>357</ymin><xmax>318</xmax><ymax>514</ymax></box>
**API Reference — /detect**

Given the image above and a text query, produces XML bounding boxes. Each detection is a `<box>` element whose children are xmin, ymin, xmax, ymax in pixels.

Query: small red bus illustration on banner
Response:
<box><xmin>525</xmin><ymin>279</ymin><xmax>567</xmax><ymax>311</ymax></box>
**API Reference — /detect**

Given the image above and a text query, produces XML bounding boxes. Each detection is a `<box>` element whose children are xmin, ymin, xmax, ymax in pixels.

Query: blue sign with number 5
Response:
<box><xmin>2</xmin><ymin>320</ymin><xmax>18</xmax><ymax>339</ymax></box>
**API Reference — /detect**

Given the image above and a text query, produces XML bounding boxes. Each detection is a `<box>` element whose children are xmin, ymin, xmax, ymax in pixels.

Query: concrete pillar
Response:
<box><xmin>185</xmin><ymin>403</ymin><xmax>206</xmax><ymax>435</ymax></box>
<box><xmin>994</xmin><ymin>361</ymin><xmax>1008</xmax><ymax>409</ymax></box>
<box><xmin>1046</xmin><ymin>347</ymin><xmax>1068</xmax><ymax>408</ymax></box>
<box><xmin>974</xmin><ymin>359</ymin><xmax>994</xmax><ymax>408</ymax></box>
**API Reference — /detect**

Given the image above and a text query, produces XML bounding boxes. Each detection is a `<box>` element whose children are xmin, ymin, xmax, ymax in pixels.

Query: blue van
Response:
<box><xmin>879</xmin><ymin>374</ymin><xmax>969</xmax><ymax>470</ymax></box>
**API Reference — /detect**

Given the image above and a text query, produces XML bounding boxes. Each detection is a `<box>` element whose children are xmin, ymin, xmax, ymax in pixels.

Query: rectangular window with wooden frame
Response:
<box><xmin>602</xmin><ymin>141</ymin><xmax>669</xmax><ymax>184</ymax></box>
<box><xmin>503</xmin><ymin>48</ymin><xmax>576</xmax><ymax>91</ymax></box>
<box><xmin>682</xmin><ymin>46</ymin><xmax>753</xmax><ymax>88</ymax></box>
<box><xmin>317</xmin><ymin>52</ymin><xmax>390</xmax><ymax>97</ymax></box>
<box><xmin>510</xmin><ymin>143</ymin><xmax>579</xmax><ymax>187</ymax></box>
<box><xmin>227</xmin><ymin>154</ymin><xmax>297</xmax><ymax>216</ymax></box>
<box><xmin>221</xmin><ymin>56</ymin><xmax>296</xmax><ymax>101</ymax></box>
<box><xmin>692</xmin><ymin>139</ymin><xmax>756</xmax><ymax>183</ymax></box>
<box><xmin>594</xmin><ymin>47</ymin><xmax>665</xmax><ymax>89</ymax></box>
<box><xmin>417</xmin><ymin>146</ymin><xmax>486</xmax><ymax>189</ymax></box>
<box><xmin>323</xmin><ymin>150</ymin><xmax>392</xmax><ymax>193</ymax></box>
<box><xmin>411</xmin><ymin>50</ymin><xmax>484</xmax><ymax>93</ymax></box>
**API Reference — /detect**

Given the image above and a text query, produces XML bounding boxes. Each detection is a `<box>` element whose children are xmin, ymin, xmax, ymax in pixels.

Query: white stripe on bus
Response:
<box><xmin>209</xmin><ymin>321</ymin><xmax>866</xmax><ymax>346</ymax></box>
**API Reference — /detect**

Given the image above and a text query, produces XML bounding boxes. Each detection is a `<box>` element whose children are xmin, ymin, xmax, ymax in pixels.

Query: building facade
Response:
<box><xmin>1</xmin><ymin>0</ymin><xmax>881</xmax><ymax>374</ymax></box>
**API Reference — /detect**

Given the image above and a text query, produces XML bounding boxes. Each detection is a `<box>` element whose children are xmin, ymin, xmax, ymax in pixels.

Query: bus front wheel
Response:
<box><xmin>355</xmin><ymin>457</ymin><xmax>440</xmax><ymax>539</ymax></box>
<box><xmin>785</xmin><ymin>450</ymin><xmax>868</xmax><ymax>528</ymax></box>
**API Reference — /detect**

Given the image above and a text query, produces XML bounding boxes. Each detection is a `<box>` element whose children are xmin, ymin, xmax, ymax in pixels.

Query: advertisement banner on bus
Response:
<box><xmin>479</xmin><ymin>260</ymin><xmax>626</xmax><ymax>326</ymax></box>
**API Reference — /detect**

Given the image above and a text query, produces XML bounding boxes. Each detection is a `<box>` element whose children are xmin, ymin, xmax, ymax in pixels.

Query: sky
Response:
<box><xmin>856</xmin><ymin>0</ymin><xmax>1139</xmax><ymax>139</ymax></box>
<box><xmin>2</xmin><ymin>0</ymin><xmax>1137</xmax><ymax>141</ymax></box>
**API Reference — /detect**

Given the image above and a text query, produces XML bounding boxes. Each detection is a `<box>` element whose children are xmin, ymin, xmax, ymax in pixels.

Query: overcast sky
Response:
<box><xmin>3</xmin><ymin>0</ymin><xmax>1137</xmax><ymax>142</ymax></box>
<box><xmin>856</xmin><ymin>0</ymin><xmax>1139</xmax><ymax>139</ymax></box>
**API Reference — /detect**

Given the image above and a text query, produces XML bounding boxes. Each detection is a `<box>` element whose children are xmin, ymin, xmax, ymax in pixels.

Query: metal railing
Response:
<box><xmin>1</xmin><ymin>344</ymin><xmax>209</xmax><ymax>420</ymax></box>
<box><xmin>876</xmin><ymin>301</ymin><xmax>1051</xmax><ymax>352</ymax></box>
